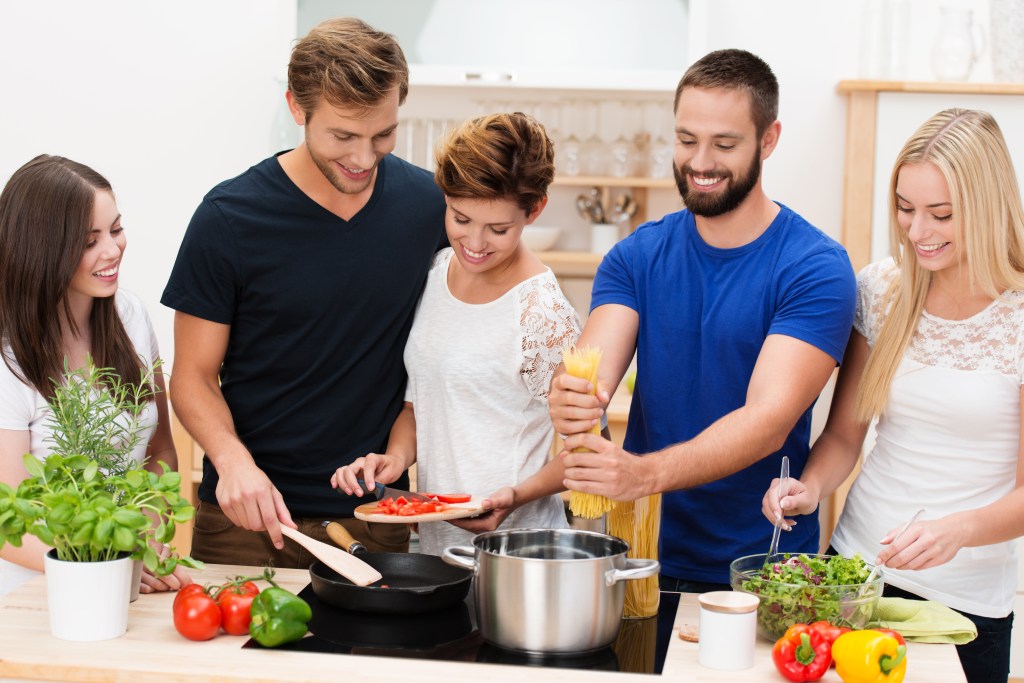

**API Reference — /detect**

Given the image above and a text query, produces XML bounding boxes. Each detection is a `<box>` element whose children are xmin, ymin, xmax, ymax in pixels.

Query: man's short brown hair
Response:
<box><xmin>288</xmin><ymin>17</ymin><xmax>409</xmax><ymax>117</ymax></box>
<box><xmin>675</xmin><ymin>49</ymin><xmax>778</xmax><ymax>137</ymax></box>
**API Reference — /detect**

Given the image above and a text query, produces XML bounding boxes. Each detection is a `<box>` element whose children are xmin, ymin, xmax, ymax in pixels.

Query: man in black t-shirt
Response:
<box><xmin>161</xmin><ymin>17</ymin><xmax>446</xmax><ymax>568</ymax></box>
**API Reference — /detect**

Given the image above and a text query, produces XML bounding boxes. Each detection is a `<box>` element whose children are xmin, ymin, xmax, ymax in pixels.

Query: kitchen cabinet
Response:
<box><xmin>0</xmin><ymin>562</ymin><xmax>966</xmax><ymax>683</ymax></box>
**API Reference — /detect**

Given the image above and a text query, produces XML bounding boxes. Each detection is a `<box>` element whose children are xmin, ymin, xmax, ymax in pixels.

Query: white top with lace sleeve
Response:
<box><xmin>404</xmin><ymin>248</ymin><xmax>581</xmax><ymax>556</ymax></box>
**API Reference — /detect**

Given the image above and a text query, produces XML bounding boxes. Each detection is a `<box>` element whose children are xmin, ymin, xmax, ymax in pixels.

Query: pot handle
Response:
<box><xmin>605</xmin><ymin>558</ymin><xmax>660</xmax><ymax>586</ymax></box>
<box><xmin>442</xmin><ymin>545</ymin><xmax>477</xmax><ymax>572</ymax></box>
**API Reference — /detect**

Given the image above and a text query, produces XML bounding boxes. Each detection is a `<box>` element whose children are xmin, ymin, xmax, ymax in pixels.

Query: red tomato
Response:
<box><xmin>216</xmin><ymin>581</ymin><xmax>260</xmax><ymax>636</ymax></box>
<box><xmin>173</xmin><ymin>583</ymin><xmax>208</xmax><ymax>610</ymax></box>
<box><xmin>435</xmin><ymin>493</ymin><xmax>471</xmax><ymax>504</ymax></box>
<box><xmin>173</xmin><ymin>590</ymin><xmax>222</xmax><ymax>641</ymax></box>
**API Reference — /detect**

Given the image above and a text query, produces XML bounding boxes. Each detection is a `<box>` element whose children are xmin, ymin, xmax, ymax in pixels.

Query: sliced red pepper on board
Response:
<box><xmin>771</xmin><ymin>623</ymin><xmax>832</xmax><ymax>682</ymax></box>
<box><xmin>435</xmin><ymin>493</ymin><xmax>471</xmax><ymax>503</ymax></box>
<box><xmin>373</xmin><ymin>496</ymin><xmax>451</xmax><ymax>516</ymax></box>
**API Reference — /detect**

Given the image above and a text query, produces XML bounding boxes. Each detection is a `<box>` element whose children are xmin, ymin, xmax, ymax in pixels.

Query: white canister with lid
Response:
<box><xmin>697</xmin><ymin>591</ymin><xmax>760</xmax><ymax>670</ymax></box>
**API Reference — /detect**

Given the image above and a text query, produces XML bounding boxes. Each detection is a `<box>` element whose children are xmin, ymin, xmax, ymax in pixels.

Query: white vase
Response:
<box><xmin>44</xmin><ymin>550</ymin><xmax>133</xmax><ymax>641</ymax></box>
<box><xmin>930</xmin><ymin>6</ymin><xmax>984</xmax><ymax>81</ymax></box>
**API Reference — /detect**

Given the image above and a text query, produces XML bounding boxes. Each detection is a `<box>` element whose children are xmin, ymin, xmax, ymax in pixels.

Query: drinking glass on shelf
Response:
<box><xmin>556</xmin><ymin>100</ymin><xmax>584</xmax><ymax>177</ymax></box>
<box><xmin>581</xmin><ymin>101</ymin><xmax>609</xmax><ymax>177</ymax></box>
<box><xmin>647</xmin><ymin>135</ymin><xmax>673</xmax><ymax>179</ymax></box>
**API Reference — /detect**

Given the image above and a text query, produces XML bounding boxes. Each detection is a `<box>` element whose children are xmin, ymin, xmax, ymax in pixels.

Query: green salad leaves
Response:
<box><xmin>741</xmin><ymin>553</ymin><xmax>877</xmax><ymax>639</ymax></box>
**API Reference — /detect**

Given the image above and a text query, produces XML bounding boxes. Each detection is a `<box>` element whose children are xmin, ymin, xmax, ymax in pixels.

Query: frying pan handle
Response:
<box><xmin>441</xmin><ymin>545</ymin><xmax>477</xmax><ymax>572</ymax></box>
<box><xmin>324</xmin><ymin>521</ymin><xmax>364</xmax><ymax>555</ymax></box>
<box><xmin>605</xmin><ymin>559</ymin><xmax>660</xmax><ymax>586</ymax></box>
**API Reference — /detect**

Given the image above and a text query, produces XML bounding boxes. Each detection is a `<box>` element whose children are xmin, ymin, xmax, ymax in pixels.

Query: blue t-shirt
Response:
<box><xmin>162</xmin><ymin>154</ymin><xmax>446</xmax><ymax>518</ymax></box>
<box><xmin>591</xmin><ymin>204</ymin><xmax>856</xmax><ymax>583</ymax></box>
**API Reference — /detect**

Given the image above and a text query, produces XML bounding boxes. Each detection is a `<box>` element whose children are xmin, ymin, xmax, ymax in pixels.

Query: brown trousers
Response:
<box><xmin>189</xmin><ymin>501</ymin><xmax>410</xmax><ymax>569</ymax></box>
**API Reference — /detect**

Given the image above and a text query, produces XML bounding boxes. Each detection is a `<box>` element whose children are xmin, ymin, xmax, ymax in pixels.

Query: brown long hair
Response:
<box><xmin>0</xmin><ymin>154</ymin><xmax>147</xmax><ymax>400</ymax></box>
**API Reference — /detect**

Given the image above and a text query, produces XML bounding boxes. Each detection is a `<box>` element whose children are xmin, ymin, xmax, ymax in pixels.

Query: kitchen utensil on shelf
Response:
<box><xmin>766</xmin><ymin>455</ymin><xmax>790</xmax><ymax>561</ymax></box>
<box><xmin>612</xmin><ymin>193</ymin><xmax>638</xmax><ymax>225</ymax></box>
<box><xmin>356</xmin><ymin>478</ymin><xmax>432</xmax><ymax>503</ymax></box>
<box><xmin>279</xmin><ymin>526</ymin><xmax>381</xmax><ymax>586</ymax></box>
<box><xmin>443</xmin><ymin>528</ymin><xmax>659</xmax><ymax>654</ymax></box>
<box><xmin>309</xmin><ymin>522</ymin><xmax>472</xmax><ymax>614</ymax></box>
<box><xmin>863</xmin><ymin>508</ymin><xmax>926</xmax><ymax>586</ymax></box>
<box><xmin>588</xmin><ymin>187</ymin><xmax>607</xmax><ymax>223</ymax></box>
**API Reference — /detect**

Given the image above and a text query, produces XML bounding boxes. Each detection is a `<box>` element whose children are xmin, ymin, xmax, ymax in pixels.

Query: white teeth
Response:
<box><xmin>94</xmin><ymin>268</ymin><xmax>118</xmax><ymax>277</ymax></box>
<box><xmin>463</xmin><ymin>246</ymin><xmax>486</xmax><ymax>259</ymax></box>
<box><xmin>343</xmin><ymin>166</ymin><xmax>366</xmax><ymax>173</ymax></box>
<box><xmin>692</xmin><ymin>176</ymin><xmax>721</xmax><ymax>186</ymax></box>
<box><xmin>917</xmin><ymin>243</ymin><xmax>949</xmax><ymax>252</ymax></box>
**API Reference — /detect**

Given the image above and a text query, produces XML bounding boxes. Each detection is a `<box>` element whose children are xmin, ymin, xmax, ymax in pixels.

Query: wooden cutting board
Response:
<box><xmin>353</xmin><ymin>498</ymin><xmax>487</xmax><ymax>523</ymax></box>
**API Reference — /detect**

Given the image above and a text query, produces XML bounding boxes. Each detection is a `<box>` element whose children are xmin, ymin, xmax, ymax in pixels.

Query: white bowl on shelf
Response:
<box><xmin>521</xmin><ymin>225</ymin><xmax>561</xmax><ymax>252</ymax></box>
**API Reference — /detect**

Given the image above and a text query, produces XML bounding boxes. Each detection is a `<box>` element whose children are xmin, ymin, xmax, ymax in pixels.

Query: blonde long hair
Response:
<box><xmin>855</xmin><ymin>108</ymin><xmax>1024</xmax><ymax>421</ymax></box>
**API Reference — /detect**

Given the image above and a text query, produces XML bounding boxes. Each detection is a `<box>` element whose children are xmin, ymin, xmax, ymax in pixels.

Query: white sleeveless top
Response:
<box><xmin>832</xmin><ymin>259</ymin><xmax>1022</xmax><ymax>617</ymax></box>
<box><xmin>404</xmin><ymin>248</ymin><xmax>581</xmax><ymax>556</ymax></box>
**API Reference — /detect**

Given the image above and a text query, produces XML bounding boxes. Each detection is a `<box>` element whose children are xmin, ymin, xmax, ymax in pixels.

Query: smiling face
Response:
<box><xmin>895</xmin><ymin>161</ymin><xmax>960</xmax><ymax>274</ymax></box>
<box><xmin>67</xmin><ymin>189</ymin><xmax>125</xmax><ymax>310</ymax></box>
<box><xmin>293</xmin><ymin>90</ymin><xmax>399</xmax><ymax>196</ymax></box>
<box><xmin>673</xmin><ymin>87</ymin><xmax>767</xmax><ymax>218</ymax></box>
<box><xmin>446</xmin><ymin>197</ymin><xmax>540</xmax><ymax>275</ymax></box>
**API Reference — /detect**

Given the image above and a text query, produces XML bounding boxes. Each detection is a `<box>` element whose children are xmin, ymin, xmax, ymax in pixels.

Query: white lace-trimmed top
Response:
<box><xmin>404</xmin><ymin>248</ymin><xmax>581</xmax><ymax>556</ymax></box>
<box><xmin>832</xmin><ymin>258</ymin><xmax>1022</xmax><ymax>617</ymax></box>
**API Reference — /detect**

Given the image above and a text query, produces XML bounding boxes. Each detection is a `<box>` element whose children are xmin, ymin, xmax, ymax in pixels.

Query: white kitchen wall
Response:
<box><xmin>0</xmin><ymin>0</ymin><xmax>297</xmax><ymax>370</ymax></box>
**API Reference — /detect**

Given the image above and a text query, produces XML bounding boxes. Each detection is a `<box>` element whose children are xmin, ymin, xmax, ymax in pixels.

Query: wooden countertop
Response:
<box><xmin>0</xmin><ymin>563</ymin><xmax>964</xmax><ymax>682</ymax></box>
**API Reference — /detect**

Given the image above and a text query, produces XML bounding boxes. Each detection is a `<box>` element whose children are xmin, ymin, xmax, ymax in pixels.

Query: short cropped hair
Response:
<box><xmin>434</xmin><ymin>112</ymin><xmax>555</xmax><ymax>214</ymax></box>
<box><xmin>675</xmin><ymin>48</ymin><xmax>779</xmax><ymax>136</ymax></box>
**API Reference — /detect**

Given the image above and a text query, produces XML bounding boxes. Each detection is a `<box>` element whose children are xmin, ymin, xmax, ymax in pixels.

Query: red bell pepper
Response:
<box><xmin>772</xmin><ymin>623</ymin><xmax>833</xmax><ymax>682</ymax></box>
<box><xmin>808</xmin><ymin>620</ymin><xmax>851</xmax><ymax>648</ymax></box>
<box><xmin>873</xmin><ymin>628</ymin><xmax>907</xmax><ymax>646</ymax></box>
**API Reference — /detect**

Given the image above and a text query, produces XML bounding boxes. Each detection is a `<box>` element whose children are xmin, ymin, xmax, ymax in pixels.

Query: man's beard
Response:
<box><xmin>674</xmin><ymin>149</ymin><xmax>761</xmax><ymax>218</ymax></box>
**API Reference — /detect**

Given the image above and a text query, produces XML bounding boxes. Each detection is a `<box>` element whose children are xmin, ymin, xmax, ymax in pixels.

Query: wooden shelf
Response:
<box><xmin>536</xmin><ymin>250</ymin><xmax>603</xmax><ymax>277</ymax></box>
<box><xmin>552</xmin><ymin>175</ymin><xmax>675</xmax><ymax>189</ymax></box>
<box><xmin>837</xmin><ymin>79</ymin><xmax>1024</xmax><ymax>95</ymax></box>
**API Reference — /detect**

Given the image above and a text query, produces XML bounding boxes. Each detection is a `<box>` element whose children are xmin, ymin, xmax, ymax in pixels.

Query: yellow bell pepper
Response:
<box><xmin>832</xmin><ymin>630</ymin><xmax>908</xmax><ymax>683</ymax></box>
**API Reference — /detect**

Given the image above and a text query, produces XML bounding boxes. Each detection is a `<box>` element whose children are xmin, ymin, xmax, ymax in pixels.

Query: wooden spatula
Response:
<box><xmin>280</xmin><ymin>526</ymin><xmax>382</xmax><ymax>586</ymax></box>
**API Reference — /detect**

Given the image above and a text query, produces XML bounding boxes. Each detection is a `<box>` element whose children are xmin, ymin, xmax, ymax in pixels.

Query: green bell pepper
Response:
<box><xmin>248</xmin><ymin>586</ymin><xmax>311</xmax><ymax>647</ymax></box>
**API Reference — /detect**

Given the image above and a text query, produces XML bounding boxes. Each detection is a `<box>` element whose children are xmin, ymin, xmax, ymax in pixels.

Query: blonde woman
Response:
<box><xmin>763</xmin><ymin>109</ymin><xmax>1024</xmax><ymax>683</ymax></box>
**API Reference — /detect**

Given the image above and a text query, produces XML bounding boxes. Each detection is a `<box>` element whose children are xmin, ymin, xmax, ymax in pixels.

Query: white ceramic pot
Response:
<box><xmin>44</xmin><ymin>550</ymin><xmax>133</xmax><ymax>641</ymax></box>
<box><xmin>130</xmin><ymin>558</ymin><xmax>143</xmax><ymax>602</ymax></box>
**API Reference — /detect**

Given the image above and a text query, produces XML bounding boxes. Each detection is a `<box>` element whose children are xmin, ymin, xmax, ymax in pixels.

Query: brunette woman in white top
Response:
<box><xmin>333</xmin><ymin>113</ymin><xmax>581</xmax><ymax>555</ymax></box>
<box><xmin>0</xmin><ymin>155</ymin><xmax>191</xmax><ymax>595</ymax></box>
<box><xmin>762</xmin><ymin>109</ymin><xmax>1024</xmax><ymax>683</ymax></box>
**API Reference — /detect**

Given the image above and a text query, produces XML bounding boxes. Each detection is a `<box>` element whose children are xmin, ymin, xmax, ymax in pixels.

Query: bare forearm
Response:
<box><xmin>0</xmin><ymin>535</ymin><xmax>49</xmax><ymax>573</ymax></box>
<box><xmin>955</xmin><ymin>486</ymin><xmax>1024</xmax><ymax>548</ymax></box>
<box><xmin>649</xmin><ymin>402</ymin><xmax>795</xmax><ymax>491</ymax></box>
<box><xmin>512</xmin><ymin>453</ymin><xmax>567</xmax><ymax>507</ymax></box>
<box><xmin>798</xmin><ymin>430</ymin><xmax>863</xmax><ymax>502</ymax></box>
<box><xmin>169</xmin><ymin>371</ymin><xmax>251</xmax><ymax>473</ymax></box>
<box><xmin>385</xmin><ymin>403</ymin><xmax>418</xmax><ymax>468</ymax></box>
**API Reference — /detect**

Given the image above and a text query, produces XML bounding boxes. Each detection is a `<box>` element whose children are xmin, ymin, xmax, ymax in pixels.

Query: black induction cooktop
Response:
<box><xmin>243</xmin><ymin>585</ymin><xmax>679</xmax><ymax>675</ymax></box>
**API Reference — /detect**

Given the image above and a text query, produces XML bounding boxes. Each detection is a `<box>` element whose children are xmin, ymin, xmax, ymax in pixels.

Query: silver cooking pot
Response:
<box><xmin>442</xmin><ymin>528</ymin><xmax>659</xmax><ymax>654</ymax></box>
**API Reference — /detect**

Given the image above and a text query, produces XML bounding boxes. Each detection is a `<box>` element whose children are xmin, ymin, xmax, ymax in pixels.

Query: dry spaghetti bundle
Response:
<box><xmin>562</xmin><ymin>344</ymin><xmax>616</xmax><ymax>519</ymax></box>
<box><xmin>608</xmin><ymin>493</ymin><xmax>662</xmax><ymax>618</ymax></box>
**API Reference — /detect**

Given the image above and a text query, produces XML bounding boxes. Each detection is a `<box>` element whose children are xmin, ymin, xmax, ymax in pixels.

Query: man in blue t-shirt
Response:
<box><xmin>161</xmin><ymin>18</ymin><xmax>446</xmax><ymax>568</ymax></box>
<box><xmin>550</xmin><ymin>49</ymin><xmax>856</xmax><ymax>589</ymax></box>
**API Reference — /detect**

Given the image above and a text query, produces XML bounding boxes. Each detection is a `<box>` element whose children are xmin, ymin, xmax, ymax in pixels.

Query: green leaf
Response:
<box><xmin>92</xmin><ymin>518</ymin><xmax>114</xmax><ymax>545</ymax></box>
<box><xmin>83</xmin><ymin>460</ymin><xmax>99</xmax><ymax>482</ymax></box>
<box><xmin>22</xmin><ymin>454</ymin><xmax>44</xmax><ymax>478</ymax></box>
<box><xmin>112</xmin><ymin>525</ymin><xmax>137</xmax><ymax>553</ymax></box>
<box><xmin>143</xmin><ymin>545</ymin><xmax>159</xmax><ymax>571</ymax></box>
<box><xmin>71</xmin><ymin>523</ymin><xmax>95</xmax><ymax>546</ymax></box>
